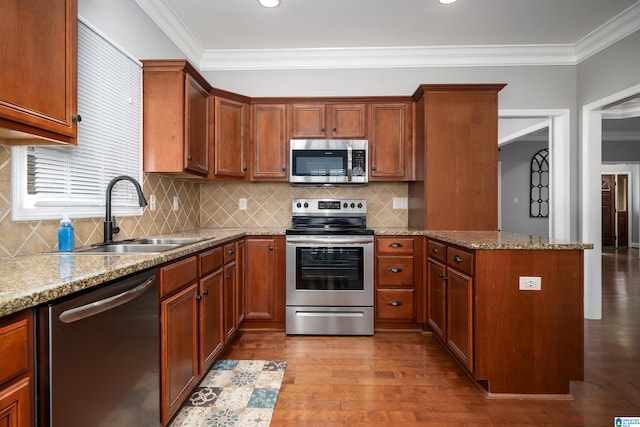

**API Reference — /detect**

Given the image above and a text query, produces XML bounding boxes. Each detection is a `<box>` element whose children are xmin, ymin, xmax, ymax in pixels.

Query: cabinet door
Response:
<box><xmin>427</xmin><ymin>258</ymin><xmax>447</xmax><ymax>340</ymax></box>
<box><xmin>184</xmin><ymin>75</ymin><xmax>209</xmax><ymax>175</ymax></box>
<box><xmin>236</xmin><ymin>240</ymin><xmax>246</xmax><ymax>326</ymax></box>
<box><xmin>161</xmin><ymin>283</ymin><xmax>199</xmax><ymax>425</ymax></box>
<box><xmin>0</xmin><ymin>378</ymin><xmax>31</xmax><ymax>427</ymax></box>
<box><xmin>290</xmin><ymin>104</ymin><xmax>326</xmax><ymax>138</ymax></box>
<box><xmin>252</xmin><ymin>104</ymin><xmax>288</xmax><ymax>180</ymax></box>
<box><xmin>223</xmin><ymin>262</ymin><xmax>237</xmax><ymax>342</ymax></box>
<box><xmin>369</xmin><ymin>103</ymin><xmax>411</xmax><ymax>180</ymax></box>
<box><xmin>446</xmin><ymin>269</ymin><xmax>474</xmax><ymax>372</ymax></box>
<box><xmin>199</xmin><ymin>269</ymin><xmax>224</xmax><ymax>375</ymax></box>
<box><xmin>245</xmin><ymin>238</ymin><xmax>279</xmax><ymax>320</ymax></box>
<box><xmin>213</xmin><ymin>97</ymin><xmax>248</xmax><ymax>178</ymax></box>
<box><xmin>0</xmin><ymin>0</ymin><xmax>77</xmax><ymax>144</ymax></box>
<box><xmin>330</xmin><ymin>104</ymin><xmax>367</xmax><ymax>138</ymax></box>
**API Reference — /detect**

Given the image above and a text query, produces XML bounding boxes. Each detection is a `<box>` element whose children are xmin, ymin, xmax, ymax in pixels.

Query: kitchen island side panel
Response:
<box><xmin>473</xmin><ymin>249</ymin><xmax>584</xmax><ymax>395</ymax></box>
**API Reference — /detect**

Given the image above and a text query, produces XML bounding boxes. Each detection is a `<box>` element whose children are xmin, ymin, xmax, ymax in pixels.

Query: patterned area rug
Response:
<box><xmin>169</xmin><ymin>360</ymin><xmax>287</xmax><ymax>427</ymax></box>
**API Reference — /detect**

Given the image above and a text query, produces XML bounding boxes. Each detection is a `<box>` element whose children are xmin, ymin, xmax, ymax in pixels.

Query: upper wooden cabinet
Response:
<box><xmin>290</xmin><ymin>103</ymin><xmax>367</xmax><ymax>139</ymax></box>
<box><xmin>369</xmin><ymin>102</ymin><xmax>413</xmax><ymax>181</ymax></box>
<box><xmin>210</xmin><ymin>93</ymin><xmax>250</xmax><ymax>179</ymax></box>
<box><xmin>142</xmin><ymin>60</ymin><xmax>211</xmax><ymax>177</ymax></box>
<box><xmin>408</xmin><ymin>84</ymin><xmax>506</xmax><ymax>230</ymax></box>
<box><xmin>0</xmin><ymin>0</ymin><xmax>78</xmax><ymax>145</ymax></box>
<box><xmin>251</xmin><ymin>104</ymin><xmax>288</xmax><ymax>181</ymax></box>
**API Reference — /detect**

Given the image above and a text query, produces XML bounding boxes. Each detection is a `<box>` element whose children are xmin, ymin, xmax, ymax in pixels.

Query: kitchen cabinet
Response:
<box><xmin>222</xmin><ymin>242</ymin><xmax>237</xmax><ymax>341</ymax></box>
<box><xmin>198</xmin><ymin>247</ymin><xmax>225</xmax><ymax>374</ymax></box>
<box><xmin>290</xmin><ymin>103</ymin><xmax>367</xmax><ymax>139</ymax></box>
<box><xmin>251</xmin><ymin>104</ymin><xmax>288</xmax><ymax>181</ymax></box>
<box><xmin>374</xmin><ymin>236</ymin><xmax>423</xmax><ymax>327</ymax></box>
<box><xmin>0</xmin><ymin>0</ymin><xmax>78</xmax><ymax>145</ymax></box>
<box><xmin>369</xmin><ymin>102</ymin><xmax>413</xmax><ymax>181</ymax></box>
<box><xmin>0</xmin><ymin>310</ymin><xmax>33</xmax><ymax>427</ymax></box>
<box><xmin>244</xmin><ymin>236</ymin><xmax>286</xmax><ymax>328</ymax></box>
<box><xmin>236</xmin><ymin>240</ymin><xmax>246</xmax><ymax>327</ymax></box>
<box><xmin>409</xmin><ymin>84</ymin><xmax>506</xmax><ymax>230</ymax></box>
<box><xmin>426</xmin><ymin>237</ymin><xmax>585</xmax><ymax>395</ymax></box>
<box><xmin>211</xmin><ymin>93</ymin><xmax>250</xmax><ymax>179</ymax></box>
<box><xmin>160</xmin><ymin>256</ymin><xmax>199</xmax><ymax>425</ymax></box>
<box><xmin>142</xmin><ymin>60</ymin><xmax>211</xmax><ymax>177</ymax></box>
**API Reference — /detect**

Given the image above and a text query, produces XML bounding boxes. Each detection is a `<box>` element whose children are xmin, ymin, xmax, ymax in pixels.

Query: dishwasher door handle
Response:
<box><xmin>59</xmin><ymin>275</ymin><xmax>156</xmax><ymax>323</ymax></box>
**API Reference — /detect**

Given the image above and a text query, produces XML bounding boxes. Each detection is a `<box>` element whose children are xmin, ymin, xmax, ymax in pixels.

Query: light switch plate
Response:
<box><xmin>149</xmin><ymin>194</ymin><xmax>157</xmax><ymax>211</ymax></box>
<box><xmin>173</xmin><ymin>196</ymin><xmax>179</xmax><ymax>212</ymax></box>
<box><xmin>239</xmin><ymin>198</ymin><xmax>247</xmax><ymax>210</ymax></box>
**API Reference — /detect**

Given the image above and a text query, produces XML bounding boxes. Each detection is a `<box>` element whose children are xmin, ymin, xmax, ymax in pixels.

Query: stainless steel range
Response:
<box><xmin>285</xmin><ymin>198</ymin><xmax>374</xmax><ymax>335</ymax></box>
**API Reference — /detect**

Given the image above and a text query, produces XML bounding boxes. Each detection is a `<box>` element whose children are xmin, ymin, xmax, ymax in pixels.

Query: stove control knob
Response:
<box><xmin>296</xmin><ymin>202</ymin><xmax>302</xmax><ymax>208</ymax></box>
<box><xmin>343</xmin><ymin>203</ymin><xmax>348</xmax><ymax>208</ymax></box>
<box><xmin>350</xmin><ymin>203</ymin><xmax>355</xmax><ymax>208</ymax></box>
<box><xmin>357</xmin><ymin>203</ymin><xmax>363</xmax><ymax>208</ymax></box>
<box><xmin>304</xmin><ymin>202</ymin><xmax>309</xmax><ymax>208</ymax></box>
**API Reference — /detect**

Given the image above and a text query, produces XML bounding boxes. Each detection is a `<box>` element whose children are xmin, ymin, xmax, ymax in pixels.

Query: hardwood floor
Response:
<box><xmin>222</xmin><ymin>248</ymin><xmax>640</xmax><ymax>426</ymax></box>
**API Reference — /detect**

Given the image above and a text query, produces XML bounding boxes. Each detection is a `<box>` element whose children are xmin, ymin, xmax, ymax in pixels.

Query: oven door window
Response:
<box><xmin>296</xmin><ymin>247</ymin><xmax>363</xmax><ymax>291</ymax></box>
<box><xmin>292</xmin><ymin>150</ymin><xmax>347</xmax><ymax>177</ymax></box>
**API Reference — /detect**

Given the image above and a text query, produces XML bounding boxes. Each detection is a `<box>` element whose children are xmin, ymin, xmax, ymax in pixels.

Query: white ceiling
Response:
<box><xmin>134</xmin><ymin>0</ymin><xmax>640</xmax><ymax>70</ymax></box>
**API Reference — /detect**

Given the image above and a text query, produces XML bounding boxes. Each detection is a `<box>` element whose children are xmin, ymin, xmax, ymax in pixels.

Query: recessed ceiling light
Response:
<box><xmin>258</xmin><ymin>0</ymin><xmax>280</xmax><ymax>7</ymax></box>
<box><xmin>438</xmin><ymin>0</ymin><xmax>457</xmax><ymax>4</ymax></box>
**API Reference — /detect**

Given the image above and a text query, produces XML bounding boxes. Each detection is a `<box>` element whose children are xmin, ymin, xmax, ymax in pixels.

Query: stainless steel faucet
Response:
<box><xmin>104</xmin><ymin>176</ymin><xmax>147</xmax><ymax>244</ymax></box>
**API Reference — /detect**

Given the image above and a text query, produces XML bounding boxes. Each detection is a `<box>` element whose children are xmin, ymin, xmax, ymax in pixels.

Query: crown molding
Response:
<box><xmin>575</xmin><ymin>1</ymin><xmax>640</xmax><ymax>63</ymax></box>
<box><xmin>135</xmin><ymin>0</ymin><xmax>640</xmax><ymax>71</ymax></box>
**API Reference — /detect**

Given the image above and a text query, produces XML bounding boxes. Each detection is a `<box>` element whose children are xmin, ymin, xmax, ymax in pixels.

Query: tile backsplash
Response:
<box><xmin>0</xmin><ymin>146</ymin><xmax>200</xmax><ymax>259</ymax></box>
<box><xmin>1</xmin><ymin>145</ymin><xmax>408</xmax><ymax>259</ymax></box>
<box><xmin>200</xmin><ymin>181</ymin><xmax>408</xmax><ymax>229</ymax></box>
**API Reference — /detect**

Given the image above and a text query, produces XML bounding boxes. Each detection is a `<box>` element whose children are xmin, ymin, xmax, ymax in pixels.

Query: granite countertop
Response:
<box><xmin>0</xmin><ymin>227</ymin><xmax>592</xmax><ymax>318</ymax></box>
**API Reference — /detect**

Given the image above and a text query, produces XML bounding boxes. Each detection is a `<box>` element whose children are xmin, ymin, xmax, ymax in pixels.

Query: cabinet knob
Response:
<box><xmin>372</xmin><ymin>166</ymin><xmax>377</xmax><ymax>171</ymax></box>
<box><xmin>269</xmin><ymin>246</ymin><xmax>273</xmax><ymax>251</ymax></box>
<box><xmin>226</xmin><ymin>274</ymin><xmax>231</xmax><ymax>279</ymax></box>
<box><xmin>438</xmin><ymin>273</ymin><xmax>449</xmax><ymax>281</ymax></box>
<box><xmin>228</xmin><ymin>249</ymin><xmax>235</xmax><ymax>255</ymax></box>
<box><xmin>453</xmin><ymin>255</ymin><xmax>462</xmax><ymax>262</ymax></box>
<box><xmin>203</xmin><ymin>290</ymin><xmax>209</xmax><ymax>295</ymax></box>
<box><xmin>187</xmin><ymin>156</ymin><xmax>192</xmax><ymax>160</ymax></box>
<box><xmin>389</xmin><ymin>242</ymin><xmax>403</xmax><ymax>248</ymax></box>
<box><xmin>332</xmin><ymin>127</ymin><xmax>337</xmax><ymax>132</ymax></box>
<box><xmin>71</xmin><ymin>114</ymin><xmax>82</xmax><ymax>123</ymax></box>
<box><xmin>195</xmin><ymin>294</ymin><xmax>202</xmax><ymax>301</ymax></box>
<box><xmin>282</xmin><ymin>167</ymin><xmax>286</xmax><ymax>171</ymax></box>
<box><xmin>431</xmin><ymin>247</ymin><xmax>439</xmax><ymax>253</ymax></box>
<box><xmin>321</xmin><ymin>127</ymin><xmax>325</xmax><ymax>132</ymax></box>
<box><xmin>388</xmin><ymin>300</ymin><xmax>403</xmax><ymax>306</ymax></box>
<box><xmin>243</xmin><ymin>167</ymin><xmax>248</xmax><ymax>171</ymax></box>
<box><xmin>388</xmin><ymin>267</ymin><xmax>403</xmax><ymax>273</ymax></box>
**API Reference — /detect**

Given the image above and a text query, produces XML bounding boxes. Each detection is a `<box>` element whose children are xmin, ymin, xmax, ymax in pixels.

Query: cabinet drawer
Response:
<box><xmin>447</xmin><ymin>247</ymin><xmax>473</xmax><ymax>276</ymax></box>
<box><xmin>0</xmin><ymin>315</ymin><xmax>30</xmax><ymax>386</ymax></box>
<box><xmin>377</xmin><ymin>256</ymin><xmax>414</xmax><ymax>286</ymax></box>
<box><xmin>376</xmin><ymin>289</ymin><xmax>415</xmax><ymax>321</ymax></box>
<box><xmin>376</xmin><ymin>237</ymin><xmax>414</xmax><ymax>255</ymax></box>
<box><xmin>200</xmin><ymin>246</ymin><xmax>223</xmax><ymax>276</ymax></box>
<box><xmin>223</xmin><ymin>242</ymin><xmax>236</xmax><ymax>264</ymax></box>
<box><xmin>160</xmin><ymin>256</ymin><xmax>199</xmax><ymax>298</ymax></box>
<box><xmin>427</xmin><ymin>239</ymin><xmax>446</xmax><ymax>262</ymax></box>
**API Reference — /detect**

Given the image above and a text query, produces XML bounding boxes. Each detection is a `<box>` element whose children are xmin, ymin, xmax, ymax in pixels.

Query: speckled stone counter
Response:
<box><xmin>0</xmin><ymin>227</ymin><xmax>592</xmax><ymax>318</ymax></box>
<box><xmin>0</xmin><ymin>228</ymin><xmax>283</xmax><ymax>317</ymax></box>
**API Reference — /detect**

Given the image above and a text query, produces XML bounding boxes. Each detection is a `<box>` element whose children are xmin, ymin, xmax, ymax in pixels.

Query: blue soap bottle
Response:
<box><xmin>58</xmin><ymin>215</ymin><xmax>74</xmax><ymax>252</ymax></box>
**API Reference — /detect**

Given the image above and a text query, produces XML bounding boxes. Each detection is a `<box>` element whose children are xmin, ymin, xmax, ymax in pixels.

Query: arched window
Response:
<box><xmin>530</xmin><ymin>148</ymin><xmax>549</xmax><ymax>218</ymax></box>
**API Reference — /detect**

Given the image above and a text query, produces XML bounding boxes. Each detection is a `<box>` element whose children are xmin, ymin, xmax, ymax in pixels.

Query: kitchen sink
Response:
<box><xmin>73</xmin><ymin>243</ymin><xmax>181</xmax><ymax>254</ymax></box>
<box><xmin>132</xmin><ymin>237</ymin><xmax>206</xmax><ymax>245</ymax></box>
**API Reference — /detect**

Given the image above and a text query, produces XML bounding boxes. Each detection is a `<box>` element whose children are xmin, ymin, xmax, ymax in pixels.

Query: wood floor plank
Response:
<box><xmin>222</xmin><ymin>248</ymin><xmax>640</xmax><ymax>426</ymax></box>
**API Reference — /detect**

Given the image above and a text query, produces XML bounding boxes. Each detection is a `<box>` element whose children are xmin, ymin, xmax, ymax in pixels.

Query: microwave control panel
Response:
<box><xmin>352</xmin><ymin>150</ymin><xmax>366</xmax><ymax>176</ymax></box>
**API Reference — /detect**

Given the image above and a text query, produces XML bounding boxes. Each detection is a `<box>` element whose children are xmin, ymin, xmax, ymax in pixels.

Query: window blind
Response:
<box><xmin>32</xmin><ymin>20</ymin><xmax>142</xmax><ymax>208</ymax></box>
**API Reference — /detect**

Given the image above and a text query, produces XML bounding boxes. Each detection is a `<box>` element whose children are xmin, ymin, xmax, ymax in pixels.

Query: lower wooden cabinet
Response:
<box><xmin>199</xmin><ymin>268</ymin><xmax>224</xmax><ymax>373</ymax></box>
<box><xmin>374</xmin><ymin>236</ymin><xmax>423</xmax><ymax>327</ymax></box>
<box><xmin>0</xmin><ymin>311</ymin><xmax>33</xmax><ymax>427</ymax></box>
<box><xmin>244</xmin><ymin>236</ymin><xmax>285</xmax><ymax>328</ymax></box>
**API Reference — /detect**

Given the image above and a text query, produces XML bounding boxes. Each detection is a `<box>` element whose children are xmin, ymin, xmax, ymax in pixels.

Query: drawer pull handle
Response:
<box><xmin>431</xmin><ymin>246</ymin><xmax>438</xmax><ymax>253</ymax></box>
<box><xmin>388</xmin><ymin>300</ymin><xmax>403</xmax><ymax>307</ymax></box>
<box><xmin>228</xmin><ymin>249</ymin><xmax>235</xmax><ymax>255</ymax></box>
<box><xmin>388</xmin><ymin>267</ymin><xmax>403</xmax><ymax>273</ymax></box>
<box><xmin>389</xmin><ymin>242</ymin><xmax>403</xmax><ymax>248</ymax></box>
<box><xmin>453</xmin><ymin>255</ymin><xmax>462</xmax><ymax>262</ymax></box>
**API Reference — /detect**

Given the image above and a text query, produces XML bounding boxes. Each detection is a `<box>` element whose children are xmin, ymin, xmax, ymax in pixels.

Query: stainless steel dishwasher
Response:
<box><xmin>37</xmin><ymin>268</ymin><xmax>159</xmax><ymax>427</ymax></box>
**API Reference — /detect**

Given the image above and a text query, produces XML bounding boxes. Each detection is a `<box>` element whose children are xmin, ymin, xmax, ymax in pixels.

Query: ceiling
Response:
<box><xmin>134</xmin><ymin>0</ymin><xmax>640</xmax><ymax>70</ymax></box>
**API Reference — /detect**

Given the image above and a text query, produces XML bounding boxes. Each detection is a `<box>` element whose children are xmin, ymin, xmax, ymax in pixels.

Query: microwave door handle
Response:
<box><xmin>347</xmin><ymin>145</ymin><xmax>352</xmax><ymax>182</ymax></box>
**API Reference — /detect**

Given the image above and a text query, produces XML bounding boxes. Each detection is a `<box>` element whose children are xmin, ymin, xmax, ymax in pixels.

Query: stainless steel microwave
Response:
<box><xmin>289</xmin><ymin>139</ymin><xmax>368</xmax><ymax>185</ymax></box>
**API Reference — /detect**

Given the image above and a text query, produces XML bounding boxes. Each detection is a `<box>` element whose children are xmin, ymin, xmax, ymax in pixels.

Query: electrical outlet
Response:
<box><xmin>173</xmin><ymin>196</ymin><xmax>179</xmax><ymax>212</ymax></box>
<box><xmin>149</xmin><ymin>194</ymin><xmax>157</xmax><ymax>211</ymax></box>
<box><xmin>519</xmin><ymin>276</ymin><xmax>542</xmax><ymax>291</ymax></box>
<box><xmin>392</xmin><ymin>197</ymin><xmax>408</xmax><ymax>209</ymax></box>
<box><xmin>239</xmin><ymin>198</ymin><xmax>247</xmax><ymax>210</ymax></box>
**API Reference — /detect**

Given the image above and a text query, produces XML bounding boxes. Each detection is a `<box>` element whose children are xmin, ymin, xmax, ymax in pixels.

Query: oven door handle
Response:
<box><xmin>286</xmin><ymin>237</ymin><xmax>373</xmax><ymax>245</ymax></box>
